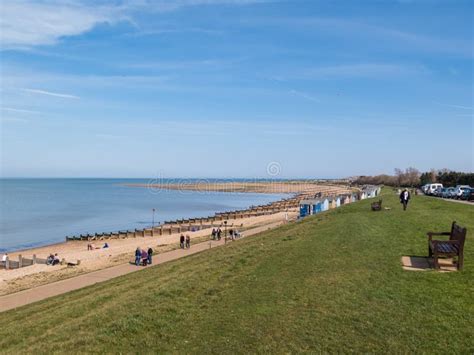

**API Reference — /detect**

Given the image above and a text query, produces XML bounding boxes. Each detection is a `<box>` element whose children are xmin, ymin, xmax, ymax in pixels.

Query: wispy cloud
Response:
<box><xmin>289</xmin><ymin>89</ymin><xmax>320</xmax><ymax>103</ymax></box>
<box><xmin>0</xmin><ymin>1</ymin><xmax>120</xmax><ymax>48</ymax></box>
<box><xmin>280</xmin><ymin>63</ymin><xmax>429</xmax><ymax>80</ymax></box>
<box><xmin>0</xmin><ymin>0</ymin><xmax>267</xmax><ymax>49</ymax></box>
<box><xmin>1</xmin><ymin>117</ymin><xmax>30</xmax><ymax>123</ymax></box>
<box><xmin>1</xmin><ymin>107</ymin><xmax>41</xmax><ymax>114</ymax></box>
<box><xmin>22</xmin><ymin>88</ymin><xmax>80</xmax><ymax>99</ymax></box>
<box><xmin>246</xmin><ymin>16</ymin><xmax>472</xmax><ymax>57</ymax></box>
<box><xmin>433</xmin><ymin>101</ymin><xmax>473</xmax><ymax>110</ymax></box>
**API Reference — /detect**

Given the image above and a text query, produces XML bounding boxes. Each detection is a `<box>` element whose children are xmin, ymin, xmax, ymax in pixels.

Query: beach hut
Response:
<box><xmin>329</xmin><ymin>197</ymin><xmax>337</xmax><ymax>209</ymax></box>
<box><xmin>351</xmin><ymin>194</ymin><xmax>357</xmax><ymax>203</ymax></box>
<box><xmin>322</xmin><ymin>198</ymin><xmax>329</xmax><ymax>211</ymax></box>
<box><xmin>299</xmin><ymin>204</ymin><xmax>310</xmax><ymax>218</ymax></box>
<box><xmin>344</xmin><ymin>195</ymin><xmax>351</xmax><ymax>204</ymax></box>
<box><xmin>336</xmin><ymin>196</ymin><xmax>341</xmax><ymax>207</ymax></box>
<box><xmin>313</xmin><ymin>200</ymin><xmax>323</xmax><ymax>214</ymax></box>
<box><xmin>300</xmin><ymin>199</ymin><xmax>323</xmax><ymax>216</ymax></box>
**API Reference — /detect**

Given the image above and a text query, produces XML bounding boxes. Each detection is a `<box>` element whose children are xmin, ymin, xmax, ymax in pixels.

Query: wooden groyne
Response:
<box><xmin>64</xmin><ymin>185</ymin><xmax>355</xmax><ymax>243</ymax></box>
<box><xmin>0</xmin><ymin>254</ymin><xmax>79</xmax><ymax>271</ymax></box>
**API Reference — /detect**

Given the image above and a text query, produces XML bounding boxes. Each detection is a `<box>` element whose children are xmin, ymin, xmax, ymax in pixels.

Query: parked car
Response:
<box><xmin>426</xmin><ymin>183</ymin><xmax>443</xmax><ymax>195</ymax></box>
<box><xmin>460</xmin><ymin>187</ymin><xmax>474</xmax><ymax>201</ymax></box>
<box><xmin>454</xmin><ymin>185</ymin><xmax>471</xmax><ymax>199</ymax></box>
<box><xmin>446</xmin><ymin>187</ymin><xmax>457</xmax><ymax>199</ymax></box>
<box><xmin>440</xmin><ymin>188</ymin><xmax>449</xmax><ymax>198</ymax></box>
<box><xmin>433</xmin><ymin>187</ymin><xmax>444</xmax><ymax>197</ymax></box>
<box><xmin>422</xmin><ymin>184</ymin><xmax>430</xmax><ymax>194</ymax></box>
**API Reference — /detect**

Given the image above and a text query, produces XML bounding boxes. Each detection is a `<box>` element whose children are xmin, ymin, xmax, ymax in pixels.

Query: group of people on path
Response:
<box><xmin>211</xmin><ymin>227</ymin><xmax>241</xmax><ymax>241</ymax></box>
<box><xmin>211</xmin><ymin>228</ymin><xmax>222</xmax><ymax>240</ymax></box>
<box><xmin>180</xmin><ymin>235</ymin><xmax>191</xmax><ymax>249</ymax></box>
<box><xmin>135</xmin><ymin>247</ymin><xmax>153</xmax><ymax>266</ymax></box>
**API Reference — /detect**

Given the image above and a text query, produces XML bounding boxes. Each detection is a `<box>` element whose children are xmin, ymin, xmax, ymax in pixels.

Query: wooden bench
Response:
<box><xmin>428</xmin><ymin>221</ymin><xmax>467</xmax><ymax>270</ymax></box>
<box><xmin>371</xmin><ymin>200</ymin><xmax>382</xmax><ymax>211</ymax></box>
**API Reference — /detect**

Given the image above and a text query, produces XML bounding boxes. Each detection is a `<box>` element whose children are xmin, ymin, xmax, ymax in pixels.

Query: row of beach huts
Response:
<box><xmin>299</xmin><ymin>185</ymin><xmax>381</xmax><ymax>218</ymax></box>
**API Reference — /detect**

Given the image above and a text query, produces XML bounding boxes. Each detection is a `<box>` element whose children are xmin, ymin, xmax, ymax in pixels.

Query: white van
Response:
<box><xmin>427</xmin><ymin>183</ymin><xmax>443</xmax><ymax>195</ymax></box>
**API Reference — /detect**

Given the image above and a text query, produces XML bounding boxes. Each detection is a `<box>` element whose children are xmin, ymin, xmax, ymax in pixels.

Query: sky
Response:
<box><xmin>0</xmin><ymin>0</ymin><xmax>473</xmax><ymax>179</ymax></box>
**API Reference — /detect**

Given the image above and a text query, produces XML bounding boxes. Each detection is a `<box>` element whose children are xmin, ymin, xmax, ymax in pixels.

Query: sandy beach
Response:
<box><xmin>0</xmin><ymin>182</ymin><xmax>353</xmax><ymax>296</ymax></box>
<box><xmin>0</xmin><ymin>211</ymin><xmax>297</xmax><ymax>295</ymax></box>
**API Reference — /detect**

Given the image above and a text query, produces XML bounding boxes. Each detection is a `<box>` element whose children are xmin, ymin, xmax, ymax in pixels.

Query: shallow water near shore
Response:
<box><xmin>0</xmin><ymin>178</ymin><xmax>289</xmax><ymax>252</ymax></box>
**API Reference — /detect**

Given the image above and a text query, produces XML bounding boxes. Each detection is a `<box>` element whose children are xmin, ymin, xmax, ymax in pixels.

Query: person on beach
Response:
<box><xmin>141</xmin><ymin>249</ymin><xmax>148</xmax><ymax>266</ymax></box>
<box><xmin>211</xmin><ymin>228</ymin><xmax>216</xmax><ymax>240</ymax></box>
<box><xmin>147</xmin><ymin>247</ymin><xmax>153</xmax><ymax>264</ymax></box>
<box><xmin>180</xmin><ymin>234</ymin><xmax>185</xmax><ymax>249</ymax></box>
<box><xmin>103</xmin><ymin>243</ymin><xmax>109</xmax><ymax>249</ymax></box>
<box><xmin>229</xmin><ymin>229</ymin><xmax>234</xmax><ymax>240</ymax></box>
<box><xmin>217</xmin><ymin>228</ymin><xmax>222</xmax><ymax>240</ymax></box>
<box><xmin>46</xmin><ymin>253</ymin><xmax>54</xmax><ymax>265</ymax></box>
<box><xmin>53</xmin><ymin>253</ymin><xmax>60</xmax><ymax>266</ymax></box>
<box><xmin>185</xmin><ymin>235</ymin><xmax>190</xmax><ymax>249</ymax></box>
<box><xmin>399</xmin><ymin>189</ymin><xmax>411</xmax><ymax>211</ymax></box>
<box><xmin>135</xmin><ymin>247</ymin><xmax>141</xmax><ymax>266</ymax></box>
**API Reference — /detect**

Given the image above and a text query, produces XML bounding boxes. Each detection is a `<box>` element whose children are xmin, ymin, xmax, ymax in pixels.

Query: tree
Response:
<box><xmin>405</xmin><ymin>167</ymin><xmax>420</xmax><ymax>187</ymax></box>
<box><xmin>394</xmin><ymin>168</ymin><xmax>404</xmax><ymax>187</ymax></box>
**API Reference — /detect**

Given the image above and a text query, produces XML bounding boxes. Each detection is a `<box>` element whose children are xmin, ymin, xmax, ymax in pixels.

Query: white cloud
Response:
<box><xmin>22</xmin><ymin>88</ymin><xmax>80</xmax><ymax>99</ymax></box>
<box><xmin>0</xmin><ymin>1</ymin><xmax>120</xmax><ymax>48</ymax></box>
<box><xmin>0</xmin><ymin>0</ymin><xmax>268</xmax><ymax>49</ymax></box>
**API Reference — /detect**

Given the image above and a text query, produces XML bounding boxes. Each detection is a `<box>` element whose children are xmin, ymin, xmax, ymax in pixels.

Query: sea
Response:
<box><xmin>0</xmin><ymin>178</ymin><xmax>290</xmax><ymax>252</ymax></box>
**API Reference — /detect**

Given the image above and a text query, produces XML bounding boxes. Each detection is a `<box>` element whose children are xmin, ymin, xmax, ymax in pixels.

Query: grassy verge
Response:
<box><xmin>1</xmin><ymin>190</ymin><xmax>473</xmax><ymax>353</ymax></box>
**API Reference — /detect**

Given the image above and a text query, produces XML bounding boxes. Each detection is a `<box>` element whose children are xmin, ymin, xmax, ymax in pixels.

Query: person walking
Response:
<box><xmin>399</xmin><ymin>189</ymin><xmax>411</xmax><ymax>211</ymax></box>
<box><xmin>217</xmin><ymin>228</ymin><xmax>222</xmax><ymax>241</ymax></box>
<box><xmin>147</xmin><ymin>247</ymin><xmax>153</xmax><ymax>264</ymax></box>
<box><xmin>185</xmin><ymin>235</ymin><xmax>190</xmax><ymax>249</ymax></box>
<box><xmin>135</xmin><ymin>247</ymin><xmax>141</xmax><ymax>266</ymax></box>
<box><xmin>141</xmin><ymin>249</ymin><xmax>148</xmax><ymax>266</ymax></box>
<box><xmin>180</xmin><ymin>235</ymin><xmax>185</xmax><ymax>249</ymax></box>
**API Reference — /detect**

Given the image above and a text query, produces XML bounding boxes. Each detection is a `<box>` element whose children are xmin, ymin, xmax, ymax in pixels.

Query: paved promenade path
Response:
<box><xmin>0</xmin><ymin>221</ymin><xmax>284</xmax><ymax>313</ymax></box>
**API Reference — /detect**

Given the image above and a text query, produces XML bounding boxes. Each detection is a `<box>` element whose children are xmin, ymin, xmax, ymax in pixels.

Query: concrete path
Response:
<box><xmin>0</xmin><ymin>221</ymin><xmax>284</xmax><ymax>313</ymax></box>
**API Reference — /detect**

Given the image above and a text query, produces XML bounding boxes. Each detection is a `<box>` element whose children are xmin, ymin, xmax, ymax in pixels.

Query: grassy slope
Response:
<box><xmin>1</xmin><ymin>191</ymin><xmax>473</xmax><ymax>353</ymax></box>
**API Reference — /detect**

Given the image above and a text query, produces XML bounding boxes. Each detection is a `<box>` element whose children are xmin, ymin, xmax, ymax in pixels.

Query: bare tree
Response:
<box><xmin>405</xmin><ymin>167</ymin><xmax>420</xmax><ymax>187</ymax></box>
<box><xmin>394</xmin><ymin>168</ymin><xmax>404</xmax><ymax>187</ymax></box>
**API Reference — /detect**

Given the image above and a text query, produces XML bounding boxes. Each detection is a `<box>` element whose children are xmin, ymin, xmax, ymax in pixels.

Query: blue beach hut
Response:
<box><xmin>313</xmin><ymin>200</ymin><xmax>323</xmax><ymax>214</ymax></box>
<box><xmin>299</xmin><ymin>204</ymin><xmax>310</xmax><ymax>218</ymax></box>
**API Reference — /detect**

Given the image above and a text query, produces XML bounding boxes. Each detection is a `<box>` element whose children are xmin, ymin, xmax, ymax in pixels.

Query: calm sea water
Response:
<box><xmin>0</xmin><ymin>179</ymin><xmax>289</xmax><ymax>252</ymax></box>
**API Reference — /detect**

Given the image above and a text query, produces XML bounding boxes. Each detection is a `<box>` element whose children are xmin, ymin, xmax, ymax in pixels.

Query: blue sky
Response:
<box><xmin>0</xmin><ymin>0</ymin><xmax>472</xmax><ymax>178</ymax></box>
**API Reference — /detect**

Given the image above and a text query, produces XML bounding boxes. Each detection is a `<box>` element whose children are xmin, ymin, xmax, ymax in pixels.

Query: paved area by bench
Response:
<box><xmin>0</xmin><ymin>221</ymin><xmax>283</xmax><ymax>313</ymax></box>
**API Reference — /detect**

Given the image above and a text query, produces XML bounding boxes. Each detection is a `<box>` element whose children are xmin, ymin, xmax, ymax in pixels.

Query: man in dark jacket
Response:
<box><xmin>400</xmin><ymin>189</ymin><xmax>411</xmax><ymax>211</ymax></box>
<box><xmin>147</xmin><ymin>248</ymin><xmax>153</xmax><ymax>264</ymax></box>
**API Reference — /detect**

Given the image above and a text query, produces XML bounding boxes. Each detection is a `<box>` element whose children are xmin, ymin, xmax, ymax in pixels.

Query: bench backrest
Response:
<box><xmin>449</xmin><ymin>222</ymin><xmax>467</xmax><ymax>250</ymax></box>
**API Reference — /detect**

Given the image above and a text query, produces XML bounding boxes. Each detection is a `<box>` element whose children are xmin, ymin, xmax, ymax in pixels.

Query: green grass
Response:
<box><xmin>1</xmin><ymin>190</ymin><xmax>473</xmax><ymax>353</ymax></box>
